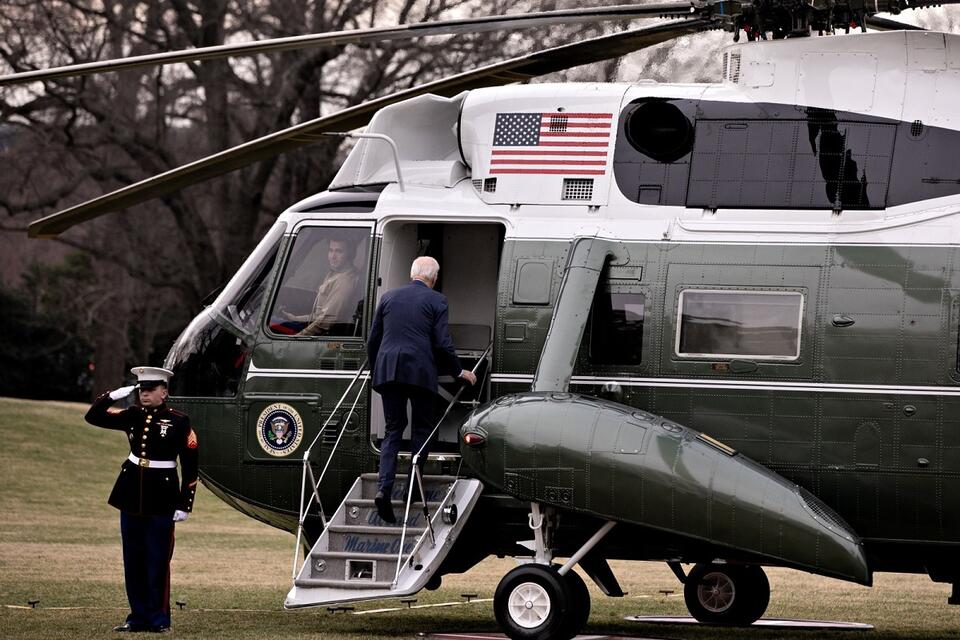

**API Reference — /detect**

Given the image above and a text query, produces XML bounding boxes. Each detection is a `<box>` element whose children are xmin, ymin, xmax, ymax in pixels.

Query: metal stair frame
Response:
<box><xmin>285</xmin><ymin>474</ymin><xmax>483</xmax><ymax>608</ymax></box>
<box><xmin>285</xmin><ymin>345</ymin><xmax>492</xmax><ymax>609</ymax></box>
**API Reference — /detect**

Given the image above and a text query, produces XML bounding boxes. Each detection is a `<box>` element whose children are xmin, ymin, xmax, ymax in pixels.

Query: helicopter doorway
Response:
<box><xmin>370</xmin><ymin>221</ymin><xmax>504</xmax><ymax>457</ymax></box>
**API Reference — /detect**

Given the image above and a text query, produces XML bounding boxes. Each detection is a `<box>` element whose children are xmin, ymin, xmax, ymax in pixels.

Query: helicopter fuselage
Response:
<box><xmin>164</xmin><ymin>29</ymin><xmax>960</xmax><ymax>590</ymax></box>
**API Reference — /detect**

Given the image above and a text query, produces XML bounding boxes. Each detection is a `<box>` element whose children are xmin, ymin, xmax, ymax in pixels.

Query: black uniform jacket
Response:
<box><xmin>85</xmin><ymin>393</ymin><xmax>199</xmax><ymax>517</ymax></box>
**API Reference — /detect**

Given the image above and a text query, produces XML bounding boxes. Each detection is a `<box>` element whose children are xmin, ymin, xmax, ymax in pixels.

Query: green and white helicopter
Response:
<box><xmin>9</xmin><ymin>1</ymin><xmax>960</xmax><ymax>637</ymax></box>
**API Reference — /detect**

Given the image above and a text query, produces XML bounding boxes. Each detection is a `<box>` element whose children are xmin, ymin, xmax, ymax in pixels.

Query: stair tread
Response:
<box><xmin>295</xmin><ymin>578</ymin><xmax>395</xmax><ymax>589</ymax></box>
<box><xmin>311</xmin><ymin>550</ymin><xmax>411</xmax><ymax>560</ymax></box>
<box><xmin>327</xmin><ymin>524</ymin><xmax>426</xmax><ymax>535</ymax></box>
<box><xmin>346</xmin><ymin>499</ymin><xmax>443</xmax><ymax>508</ymax></box>
<box><xmin>360</xmin><ymin>473</ymin><xmax>458</xmax><ymax>482</ymax></box>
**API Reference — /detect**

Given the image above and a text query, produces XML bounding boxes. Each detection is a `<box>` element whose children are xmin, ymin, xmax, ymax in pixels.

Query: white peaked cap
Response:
<box><xmin>131</xmin><ymin>366</ymin><xmax>174</xmax><ymax>384</ymax></box>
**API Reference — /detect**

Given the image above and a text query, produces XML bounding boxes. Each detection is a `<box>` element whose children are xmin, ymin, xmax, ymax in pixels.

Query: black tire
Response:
<box><xmin>562</xmin><ymin>569</ymin><xmax>591</xmax><ymax>637</ymax></box>
<box><xmin>738</xmin><ymin>565</ymin><xmax>771</xmax><ymax>623</ymax></box>
<box><xmin>683</xmin><ymin>563</ymin><xmax>770</xmax><ymax>626</ymax></box>
<box><xmin>494</xmin><ymin>564</ymin><xmax>572</xmax><ymax>640</ymax></box>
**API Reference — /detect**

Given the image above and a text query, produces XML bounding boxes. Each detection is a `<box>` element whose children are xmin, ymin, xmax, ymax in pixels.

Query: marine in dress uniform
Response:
<box><xmin>85</xmin><ymin>366</ymin><xmax>199</xmax><ymax>634</ymax></box>
<box><xmin>367</xmin><ymin>256</ymin><xmax>476</xmax><ymax>523</ymax></box>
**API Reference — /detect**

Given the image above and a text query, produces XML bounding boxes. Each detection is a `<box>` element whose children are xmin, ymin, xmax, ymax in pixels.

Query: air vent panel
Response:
<box><xmin>562</xmin><ymin>178</ymin><xmax>594</xmax><ymax>201</ymax></box>
<box><xmin>729</xmin><ymin>52</ymin><xmax>742</xmax><ymax>83</ymax></box>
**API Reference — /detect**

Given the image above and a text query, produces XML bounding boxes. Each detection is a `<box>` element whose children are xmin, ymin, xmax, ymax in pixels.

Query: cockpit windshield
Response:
<box><xmin>209</xmin><ymin>221</ymin><xmax>286</xmax><ymax>337</ymax></box>
<box><xmin>164</xmin><ymin>221</ymin><xmax>285</xmax><ymax>398</ymax></box>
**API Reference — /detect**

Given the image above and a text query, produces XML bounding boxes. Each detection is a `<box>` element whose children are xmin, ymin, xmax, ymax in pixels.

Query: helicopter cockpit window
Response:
<box><xmin>676</xmin><ymin>290</ymin><xmax>803</xmax><ymax>360</ymax></box>
<box><xmin>268</xmin><ymin>226</ymin><xmax>369</xmax><ymax>337</ymax></box>
<box><xmin>210</xmin><ymin>221</ymin><xmax>285</xmax><ymax>337</ymax></box>
<box><xmin>166</xmin><ymin>221</ymin><xmax>286</xmax><ymax>398</ymax></box>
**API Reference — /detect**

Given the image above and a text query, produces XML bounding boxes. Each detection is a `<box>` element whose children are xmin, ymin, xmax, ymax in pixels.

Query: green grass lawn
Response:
<box><xmin>1</xmin><ymin>397</ymin><xmax>960</xmax><ymax>639</ymax></box>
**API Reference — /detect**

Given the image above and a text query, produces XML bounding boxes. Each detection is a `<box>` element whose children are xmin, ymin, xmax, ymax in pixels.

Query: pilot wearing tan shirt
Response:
<box><xmin>283</xmin><ymin>237</ymin><xmax>361</xmax><ymax>335</ymax></box>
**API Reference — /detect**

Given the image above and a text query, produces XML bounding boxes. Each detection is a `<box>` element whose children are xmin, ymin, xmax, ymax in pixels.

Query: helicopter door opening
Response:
<box><xmin>370</xmin><ymin>221</ymin><xmax>504</xmax><ymax>456</ymax></box>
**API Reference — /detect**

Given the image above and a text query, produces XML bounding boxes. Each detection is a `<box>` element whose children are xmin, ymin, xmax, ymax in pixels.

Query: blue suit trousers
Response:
<box><xmin>378</xmin><ymin>383</ymin><xmax>436</xmax><ymax>495</ymax></box>
<box><xmin>120</xmin><ymin>512</ymin><xmax>175</xmax><ymax>629</ymax></box>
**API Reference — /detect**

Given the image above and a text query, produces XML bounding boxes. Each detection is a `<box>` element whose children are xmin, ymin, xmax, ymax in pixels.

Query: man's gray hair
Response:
<box><xmin>410</xmin><ymin>256</ymin><xmax>440</xmax><ymax>281</ymax></box>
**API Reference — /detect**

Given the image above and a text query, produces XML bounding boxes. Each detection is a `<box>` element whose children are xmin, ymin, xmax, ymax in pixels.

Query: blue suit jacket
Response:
<box><xmin>368</xmin><ymin>280</ymin><xmax>463</xmax><ymax>392</ymax></box>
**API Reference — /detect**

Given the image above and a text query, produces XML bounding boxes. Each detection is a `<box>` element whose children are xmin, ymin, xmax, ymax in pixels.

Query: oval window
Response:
<box><xmin>625</xmin><ymin>101</ymin><xmax>693</xmax><ymax>163</ymax></box>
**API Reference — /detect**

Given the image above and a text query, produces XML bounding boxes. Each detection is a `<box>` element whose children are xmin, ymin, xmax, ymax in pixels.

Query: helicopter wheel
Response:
<box><xmin>494</xmin><ymin>564</ymin><xmax>573</xmax><ymax>640</ymax></box>
<box><xmin>562</xmin><ymin>568</ymin><xmax>591</xmax><ymax>637</ymax></box>
<box><xmin>683</xmin><ymin>563</ymin><xmax>770</xmax><ymax>626</ymax></box>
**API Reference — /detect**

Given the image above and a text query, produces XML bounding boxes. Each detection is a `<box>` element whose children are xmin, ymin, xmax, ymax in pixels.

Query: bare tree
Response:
<box><xmin>0</xmin><ymin>0</ymin><xmax>663</xmax><ymax>395</ymax></box>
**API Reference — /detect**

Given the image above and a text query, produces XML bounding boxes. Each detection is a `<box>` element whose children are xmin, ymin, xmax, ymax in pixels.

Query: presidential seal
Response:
<box><xmin>256</xmin><ymin>403</ymin><xmax>304</xmax><ymax>456</ymax></box>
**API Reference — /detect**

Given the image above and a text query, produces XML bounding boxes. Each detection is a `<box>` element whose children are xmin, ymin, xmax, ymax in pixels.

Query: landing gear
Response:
<box><xmin>494</xmin><ymin>505</ymin><xmax>610</xmax><ymax>640</ymax></box>
<box><xmin>562</xmin><ymin>569</ymin><xmax>591</xmax><ymax>634</ymax></box>
<box><xmin>494</xmin><ymin>564</ymin><xmax>573</xmax><ymax>640</ymax></box>
<box><xmin>683</xmin><ymin>563</ymin><xmax>770</xmax><ymax>625</ymax></box>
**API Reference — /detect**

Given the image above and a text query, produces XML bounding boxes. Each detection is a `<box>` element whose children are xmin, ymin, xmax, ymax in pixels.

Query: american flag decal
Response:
<box><xmin>490</xmin><ymin>112</ymin><xmax>613</xmax><ymax>175</ymax></box>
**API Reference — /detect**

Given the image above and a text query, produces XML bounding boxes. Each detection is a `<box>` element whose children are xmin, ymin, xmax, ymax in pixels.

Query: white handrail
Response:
<box><xmin>392</xmin><ymin>343</ymin><xmax>492</xmax><ymax>586</ymax></box>
<box><xmin>290</xmin><ymin>362</ymin><xmax>368</xmax><ymax>580</ymax></box>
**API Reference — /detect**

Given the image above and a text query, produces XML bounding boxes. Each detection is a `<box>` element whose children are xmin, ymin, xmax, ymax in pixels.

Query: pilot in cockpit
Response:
<box><xmin>281</xmin><ymin>233</ymin><xmax>361</xmax><ymax>335</ymax></box>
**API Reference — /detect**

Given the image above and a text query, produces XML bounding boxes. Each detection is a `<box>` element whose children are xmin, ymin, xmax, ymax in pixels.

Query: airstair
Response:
<box><xmin>285</xmin><ymin>348</ymin><xmax>490</xmax><ymax>609</ymax></box>
<box><xmin>286</xmin><ymin>473</ymin><xmax>482</xmax><ymax>607</ymax></box>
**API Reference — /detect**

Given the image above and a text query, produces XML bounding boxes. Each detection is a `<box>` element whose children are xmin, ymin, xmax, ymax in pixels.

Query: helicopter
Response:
<box><xmin>8</xmin><ymin>1</ymin><xmax>960</xmax><ymax>638</ymax></box>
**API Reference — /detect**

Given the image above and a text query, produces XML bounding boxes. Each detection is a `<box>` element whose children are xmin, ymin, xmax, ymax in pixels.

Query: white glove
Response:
<box><xmin>172</xmin><ymin>510</ymin><xmax>189</xmax><ymax>522</ymax></box>
<box><xmin>109</xmin><ymin>385</ymin><xmax>137</xmax><ymax>401</ymax></box>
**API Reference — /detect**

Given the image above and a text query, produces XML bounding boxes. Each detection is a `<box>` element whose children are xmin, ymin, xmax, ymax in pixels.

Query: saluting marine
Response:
<box><xmin>85</xmin><ymin>366</ymin><xmax>199</xmax><ymax>634</ymax></box>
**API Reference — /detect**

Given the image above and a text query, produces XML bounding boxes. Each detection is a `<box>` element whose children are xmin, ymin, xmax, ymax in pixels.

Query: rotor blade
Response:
<box><xmin>1</xmin><ymin>3</ymin><xmax>701</xmax><ymax>87</ymax></box>
<box><xmin>863</xmin><ymin>15</ymin><xmax>925</xmax><ymax>31</ymax></box>
<box><xmin>28</xmin><ymin>18</ymin><xmax>710</xmax><ymax>238</ymax></box>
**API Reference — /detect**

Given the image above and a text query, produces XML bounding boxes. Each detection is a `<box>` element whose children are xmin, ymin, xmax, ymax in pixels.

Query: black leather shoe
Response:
<box><xmin>113</xmin><ymin>623</ymin><xmax>143</xmax><ymax>632</ymax></box>
<box><xmin>147</xmin><ymin>627</ymin><xmax>171</xmax><ymax>633</ymax></box>
<box><xmin>374</xmin><ymin>490</ymin><xmax>396</xmax><ymax>524</ymax></box>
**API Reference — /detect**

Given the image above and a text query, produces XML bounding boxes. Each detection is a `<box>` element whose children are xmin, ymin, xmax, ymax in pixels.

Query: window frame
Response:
<box><xmin>263</xmin><ymin>221</ymin><xmax>375</xmax><ymax>341</ymax></box>
<box><xmin>674</xmin><ymin>288</ymin><xmax>805</xmax><ymax>361</ymax></box>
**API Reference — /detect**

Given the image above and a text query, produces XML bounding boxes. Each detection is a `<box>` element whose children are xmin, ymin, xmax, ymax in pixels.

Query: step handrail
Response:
<box><xmin>392</xmin><ymin>342</ymin><xmax>492</xmax><ymax>586</ymax></box>
<box><xmin>391</xmin><ymin>478</ymin><xmax>462</xmax><ymax>589</ymax></box>
<box><xmin>292</xmin><ymin>359</ymin><xmax>369</xmax><ymax>580</ymax></box>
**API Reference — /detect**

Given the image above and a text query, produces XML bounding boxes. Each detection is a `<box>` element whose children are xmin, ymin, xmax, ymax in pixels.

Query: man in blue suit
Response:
<box><xmin>368</xmin><ymin>256</ymin><xmax>477</xmax><ymax>523</ymax></box>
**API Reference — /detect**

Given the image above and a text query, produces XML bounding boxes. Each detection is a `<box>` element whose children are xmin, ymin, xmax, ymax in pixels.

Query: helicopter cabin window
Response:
<box><xmin>268</xmin><ymin>226</ymin><xmax>370</xmax><ymax>337</ymax></box>
<box><xmin>686</xmin><ymin>118</ymin><xmax>896</xmax><ymax>210</ymax></box>
<box><xmin>676</xmin><ymin>290</ymin><xmax>803</xmax><ymax>360</ymax></box>
<box><xmin>588</xmin><ymin>286</ymin><xmax>645</xmax><ymax>365</ymax></box>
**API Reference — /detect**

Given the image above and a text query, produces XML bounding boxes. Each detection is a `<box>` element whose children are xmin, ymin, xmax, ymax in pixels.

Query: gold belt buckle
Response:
<box><xmin>138</xmin><ymin>457</ymin><xmax>150</xmax><ymax>468</ymax></box>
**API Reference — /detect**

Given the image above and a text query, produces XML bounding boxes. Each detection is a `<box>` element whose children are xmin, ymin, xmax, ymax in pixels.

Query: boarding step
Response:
<box><xmin>300</xmin><ymin>551</ymin><xmax>414</xmax><ymax>585</ymax></box>
<box><xmin>358</xmin><ymin>473</ymin><xmax>454</xmax><ymax>503</ymax></box>
<box><xmin>294</xmin><ymin>578</ymin><xmax>394</xmax><ymax>589</ymax></box>
<box><xmin>324</xmin><ymin>525</ymin><xmax>426</xmax><ymax>555</ymax></box>
<box><xmin>340</xmin><ymin>499</ymin><xmax>443</xmax><ymax>528</ymax></box>
<box><xmin>344</xmin><ymin>498</ymin><xmax>444</xmax><ymax>509</ymax></box>
<box><xmin>286</xmin><ymin>474</ymin><xmax>483</xmax><ymax>609</ymax></box>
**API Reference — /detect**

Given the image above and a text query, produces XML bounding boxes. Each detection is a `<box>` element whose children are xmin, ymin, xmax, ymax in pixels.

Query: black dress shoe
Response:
<box><xmin>113</xmin><ymin>623</ymin><xmax>143</xmax><ymax>632</ymax></box>
<box><xmin>374</xmin><ymin>490</ymin><xmax>396</xmax><ymax>524</ymax></box>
